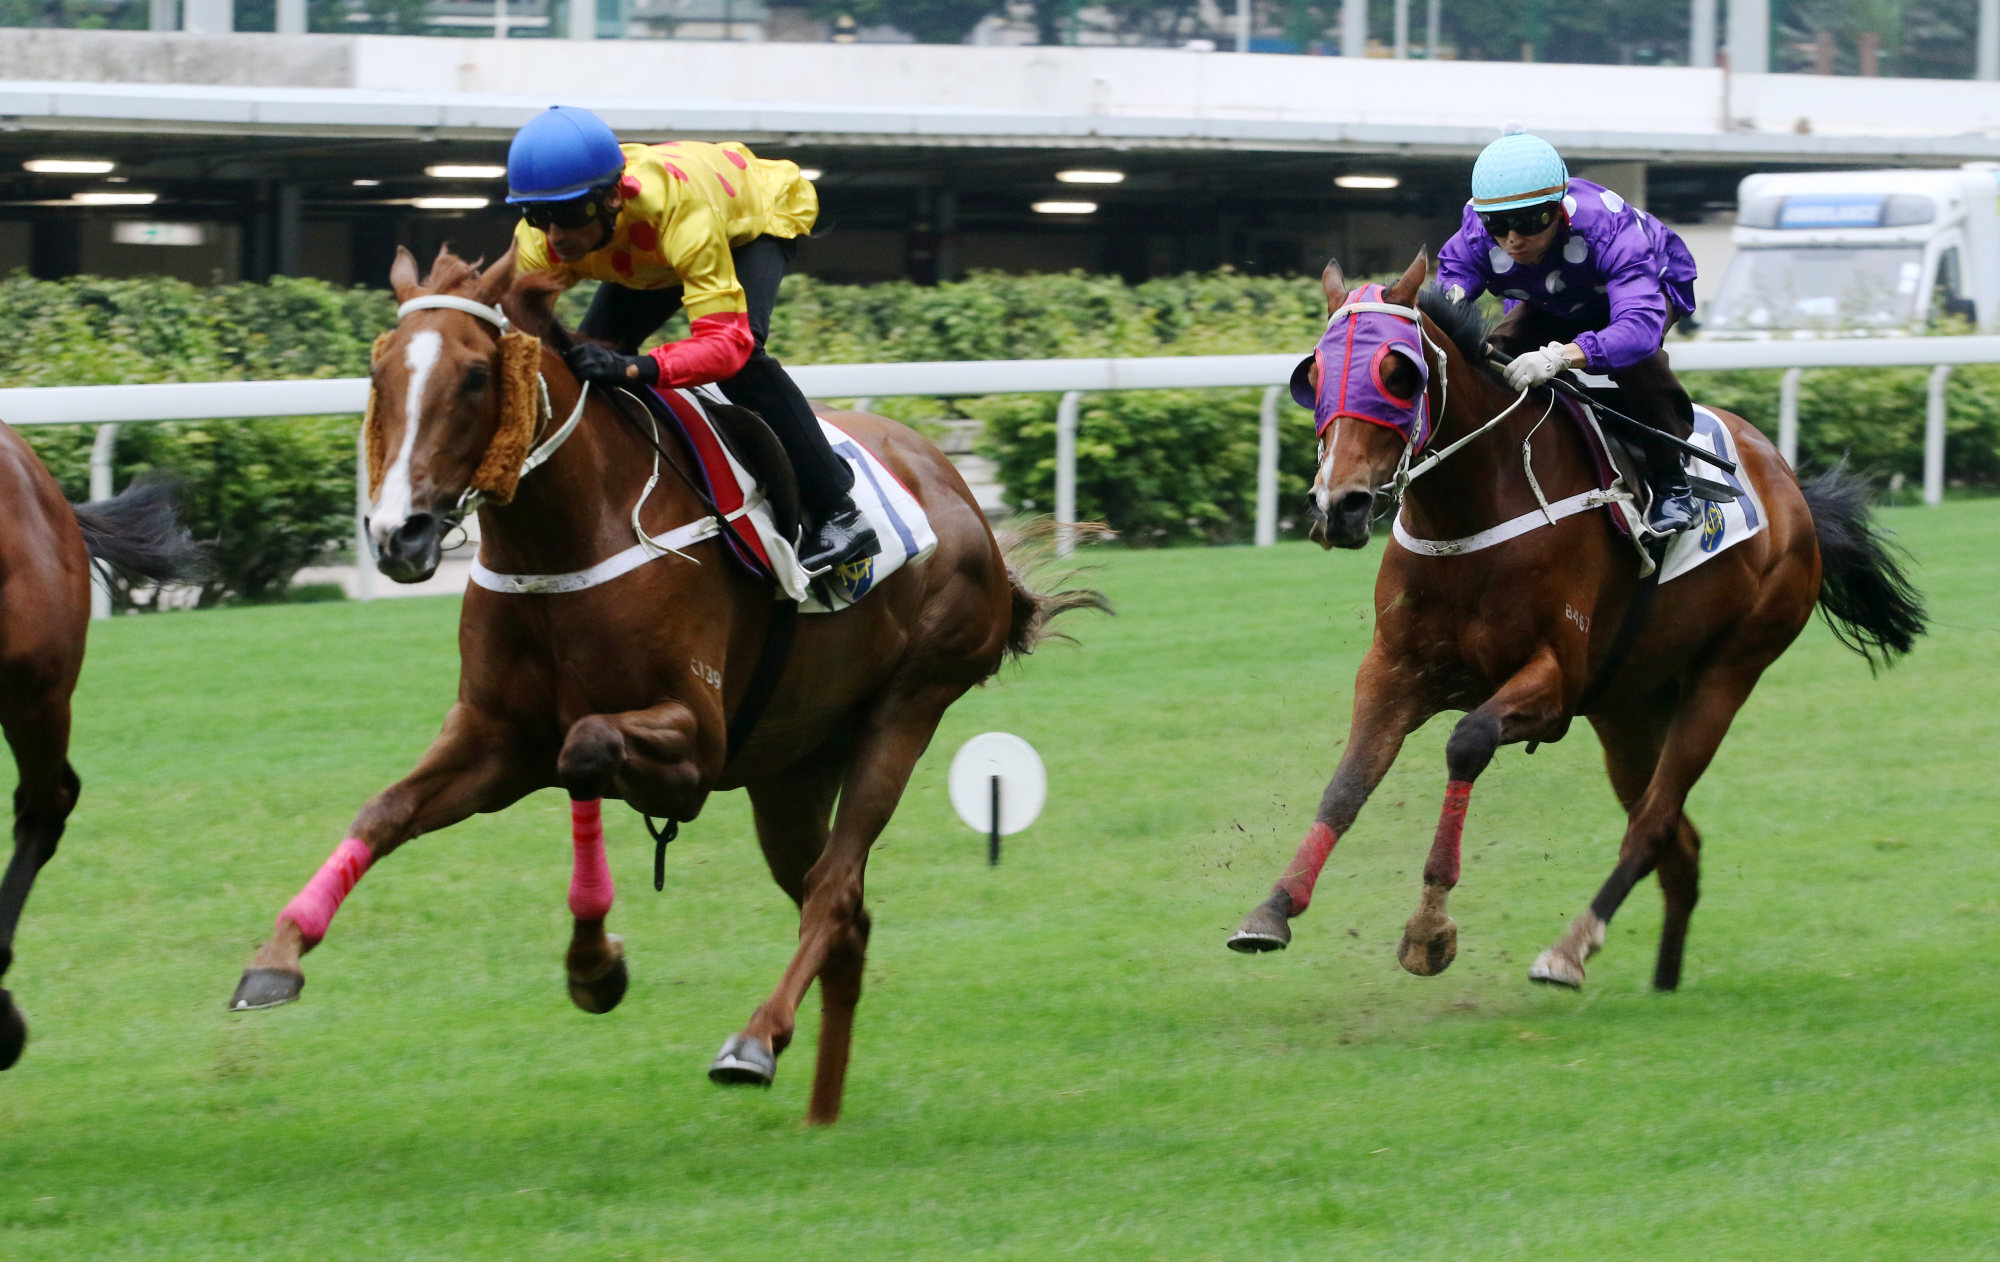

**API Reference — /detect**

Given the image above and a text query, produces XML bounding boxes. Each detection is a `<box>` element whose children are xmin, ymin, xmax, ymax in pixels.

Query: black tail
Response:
<box><xmin>1800</xmin><ymin>467</ymin><xmax>1927</xmax><ymax>671</ymax></box>
<box><xmin>71</xmin><ymin>479</ymin><xmax>208</xmax><ymax>587</ymax></box>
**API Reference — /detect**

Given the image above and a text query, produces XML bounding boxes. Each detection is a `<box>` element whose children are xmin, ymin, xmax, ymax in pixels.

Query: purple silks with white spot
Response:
<box><xmin>1290</xmin><ymin>283</ymin><xmax>1433</xmax><ymax>450</ymax></box>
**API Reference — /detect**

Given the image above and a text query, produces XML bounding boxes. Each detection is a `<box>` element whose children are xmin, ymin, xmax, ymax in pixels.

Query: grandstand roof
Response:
<box><xmin>7</xmin><ymin>31</ymin><xmax>2000</xmax><ymax>162</ymax></box>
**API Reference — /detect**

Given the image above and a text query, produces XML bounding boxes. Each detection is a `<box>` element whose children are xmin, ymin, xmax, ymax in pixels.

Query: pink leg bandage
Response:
<box><xmin>1278</xmin><ymin>821</ymin><xmax>1340</xmax><ymax>913</ymax></box>
<box><xmin>279</xmin><ymin>837</ymin><xmax>373</xmax><ymax>948</ymax></box>
<box><xmin>568</xmin><ymin>798</ymin><xmax>614</xmax><ymax>921</ymax></box>
<box><xmin>1423</xmin><ymin>780</ymin><xmax>1473</xmax><ymax>888</ymax></box>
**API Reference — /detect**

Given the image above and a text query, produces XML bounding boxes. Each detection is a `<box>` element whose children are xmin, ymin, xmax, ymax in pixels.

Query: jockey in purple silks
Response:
<box><xmin>1437</xmin><ymin>129</ymin><xmax>1703</xmax><ymax>534</ymax></box>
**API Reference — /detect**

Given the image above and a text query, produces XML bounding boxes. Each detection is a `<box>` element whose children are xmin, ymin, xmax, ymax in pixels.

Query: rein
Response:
<box><xmin>1335</xmin><ymin>298</ymin><xmax>1636</xmax><ymax>554</ymax></box>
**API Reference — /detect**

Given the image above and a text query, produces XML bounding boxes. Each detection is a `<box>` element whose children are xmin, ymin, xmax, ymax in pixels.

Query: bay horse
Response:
<box><xmin>227</xmin><ymin>246</ymin><xmax>1100</xmax><ymax>1125</ymax></box>
<box><xmin>0</xmin><ymin>438</ymin><xmax>201</xmax><ymax>1070</ymax></box>
<box><xmin>1227</xmin><ymin>252</ymin><xmax>1924</xmax><ymax>992</ymax></box>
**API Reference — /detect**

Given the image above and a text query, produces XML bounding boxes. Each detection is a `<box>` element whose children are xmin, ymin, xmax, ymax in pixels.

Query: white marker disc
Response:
<box><xmin>948</xmin><ymin>732</ymin><xmax>1046</xmax><ymax>836</ymax></box>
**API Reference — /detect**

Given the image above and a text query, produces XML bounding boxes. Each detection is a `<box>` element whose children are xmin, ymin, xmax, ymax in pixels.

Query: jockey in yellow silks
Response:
<box><xmin>506</xmin><ymin>105</ymin><xmax>875</xmax><ymax>573</ymax></box>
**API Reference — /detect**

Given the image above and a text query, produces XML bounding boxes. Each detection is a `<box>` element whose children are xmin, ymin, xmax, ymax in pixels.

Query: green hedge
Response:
<box><xmin>6</xmin><ymin>270</ymin><xmax>1997</xmax><ymax>604</ymax></box>
<box><xmin>2</xmin><ymin>274</ymin><xmax>390</xmax><ymax>606</ymax></box>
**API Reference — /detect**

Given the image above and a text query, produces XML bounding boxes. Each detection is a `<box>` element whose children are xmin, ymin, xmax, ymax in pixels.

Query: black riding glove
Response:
<box><xmin>566</xmin><ymin>342</ymin><xmax>659</xmax><ymax>387</ymax></box>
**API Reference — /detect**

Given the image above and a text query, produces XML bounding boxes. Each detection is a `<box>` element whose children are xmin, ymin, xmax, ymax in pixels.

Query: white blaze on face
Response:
<box><xmin>1311</xmin><ymin>420</ymin><xmax>1343</xmax><ymax>514</ymax></box>
<box><xmin>370</xmin><ymin>328</ymin><xmax>441</xmax><ymax>551</ymax></box>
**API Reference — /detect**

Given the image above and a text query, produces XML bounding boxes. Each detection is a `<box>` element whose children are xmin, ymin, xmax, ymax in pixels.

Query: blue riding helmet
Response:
<box><xmin>1470</xmin><ymin>131</ymin><xmax>1569</xmax><ymax>212</ymax></box>
<box><xmin>506</xmin><ymin>105</ymin><xmax>627</xmax><ymax>205</ymax></box>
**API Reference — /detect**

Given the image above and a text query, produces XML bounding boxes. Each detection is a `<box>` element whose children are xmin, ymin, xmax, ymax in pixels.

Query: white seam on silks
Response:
<box><xmin>1391</xmin><ymin>487</ymin><xmax>1632</xmax><ymax>558</ymax></box>
<box><xmin>373</xmin><ymin>328</ymin><xmax>441</xmax><ymax>535</ymax></box>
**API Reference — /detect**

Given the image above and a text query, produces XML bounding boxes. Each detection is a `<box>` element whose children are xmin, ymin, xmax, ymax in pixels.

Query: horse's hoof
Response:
<box><xmin>708</xmin><ymin>1033</ymin><xmax>776</xmax><ymax>1087</ymax></box>
<box><xmin>0</xmin><ymin>990</ymin><xmax>25</xmax><ymax>1071</ymax></box>
<box><xmin>1227</xmin><ymin>896</ymin><xmax>1293</xmax><ymax>953</ymax></box>
<box><xmin>1529</xmin><ymin>949</ymin><xmax>1585</xmax><ymax>990</ymax></box>
<box><xmin>567</xmin><ymin>935</ymin><xmax>628</xmax><ymax>1015</ymax></box>
<box><xmin>1397</xmin><ymin>918</ymin><xmax>1458</xmax><ymax>976</ymax></box>
<box><xmin>229</xmin><ymin>968</ymin><xmax>304</xmax><ymax>1011</ymax></box>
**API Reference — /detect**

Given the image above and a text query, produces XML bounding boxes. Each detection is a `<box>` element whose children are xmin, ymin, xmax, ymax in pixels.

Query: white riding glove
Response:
<box><xmin>1503</xmin><ymin>341</ymin><xmax>1572</xmax><ymax>392</ymax></box>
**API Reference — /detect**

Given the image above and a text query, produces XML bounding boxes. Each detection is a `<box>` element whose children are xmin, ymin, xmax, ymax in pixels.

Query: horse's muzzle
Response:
<box><xmin>1307</xmin><ymin>490</ymin><xmax>1374</xmax><ymax>551</ymax></box>
<box><xmin>375</xmin><ymin>511</ymin><xmax>445</xmax><ymax>583</ymax></box>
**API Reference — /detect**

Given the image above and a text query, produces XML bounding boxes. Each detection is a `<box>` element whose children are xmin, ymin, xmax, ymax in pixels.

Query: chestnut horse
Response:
<box><xmin>1227</xmin><ymin>253</ymin><xmax>1924</xmax><ymax>991</ymax></box>
<box><xmin>227</xmin><ymin>247</ymin><xmax>1100</xmax><ymax>1125</ymax></box>
<box><xmin>0</xmin><ymin>441</ymin><xmax>200</xmax><ymax>1071</ymax></box>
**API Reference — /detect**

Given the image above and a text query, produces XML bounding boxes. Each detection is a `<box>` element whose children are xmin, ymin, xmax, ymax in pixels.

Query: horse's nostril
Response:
<box><xmin>394</xmin><ymin>514</ymin><xmax>436</xmax><ymax>547</ymax></box>
<box><xmin>1334</xmin><ymin>491</ymin><xmax>1374</xmax><ymax>520</ymax></box>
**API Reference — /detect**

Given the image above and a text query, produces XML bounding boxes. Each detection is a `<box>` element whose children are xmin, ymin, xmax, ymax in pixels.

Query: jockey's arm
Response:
<box><xmin>1434</xmin><ymin>227</ymin><xmax>1491</xmax><ymax>305</ymax></box>
<box><xmin>646</xmin><ymin>202</ymin><xmax>756</xmax><ymax>388</ymax></box>
<box><xmin>1573</xmin><ymin>255</ymin><xmax>1671</xmax><ymax>374</ymax></box>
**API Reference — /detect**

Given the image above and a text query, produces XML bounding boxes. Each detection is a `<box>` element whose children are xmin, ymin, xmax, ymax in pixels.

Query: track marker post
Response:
<box><xmin>948</xmin><ymin>732</ymin><xmax>1046</xmax><ymax>867</ymax></box>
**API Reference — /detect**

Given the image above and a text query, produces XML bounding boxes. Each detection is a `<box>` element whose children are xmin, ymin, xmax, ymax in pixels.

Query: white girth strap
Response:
<box><xmin>472</xmin><ymin>515</ymin><xmax>724</xmax><ymax>595</ymax></box>
<box><xmin>1391</xmin><ymin>487</ymin><xmax>1632</xmax><ymax>558</ymax></box>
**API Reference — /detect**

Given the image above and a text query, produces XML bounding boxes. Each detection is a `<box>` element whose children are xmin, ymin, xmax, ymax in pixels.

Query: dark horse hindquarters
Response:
<box><xmin>0</xmin><ymin>427</ymin><xmax>201</xmax><ymax>1071</ymax></box>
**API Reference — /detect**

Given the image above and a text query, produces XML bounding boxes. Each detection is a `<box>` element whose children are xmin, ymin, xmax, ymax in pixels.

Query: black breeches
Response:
<box><xmin>579</xmin><ymin>235</ymin><xmax>853</xmax><ymax>516</ymax></box>
<box><xmin>1488</xmin><ymin>305</ymin><xmax>1694</xmax><ymax>442</ymax></box>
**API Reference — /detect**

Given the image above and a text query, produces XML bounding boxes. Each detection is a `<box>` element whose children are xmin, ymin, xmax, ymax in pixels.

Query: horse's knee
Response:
<box><xmin>559</xmin><ymin>717</ymin><xmax>627</xmax><ymax>800</ymax></box>
<box><xmin>1445</xmin><ymin>711</ymin><xmax>1502</xmax><ymax>783</ymax></box>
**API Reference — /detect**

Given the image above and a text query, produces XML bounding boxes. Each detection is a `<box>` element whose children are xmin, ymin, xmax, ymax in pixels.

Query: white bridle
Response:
<box><xmin>393</xmin><ymin>294</ymin><xmax>590</xmax><ymax>518</ymax></box>
<box><xmin>1319</xmin><ymin>298</ymin><xmax>1640</xmax><ymax>559</ymax></box>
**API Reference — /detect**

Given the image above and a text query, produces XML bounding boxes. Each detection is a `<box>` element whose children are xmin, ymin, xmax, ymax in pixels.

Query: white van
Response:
<box><xmin>1700</xmin><ymin>165</ymin><xmax>2000</xmax><ymax>338</ymax></box>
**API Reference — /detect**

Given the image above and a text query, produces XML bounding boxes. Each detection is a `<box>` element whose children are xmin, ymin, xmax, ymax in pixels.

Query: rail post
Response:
<box><xmin>1055</xmin><ymin>390</ymin><xmax>1081</xmax><ymax>557</ymax></box>
<box><xmin>89</xmin><ymin>423</ymin><xmax>118</xmax><ymax>620</ymax></box>
<box><xmin>1777</xmin><ymin>367</ymin><xmax>1802</xmax><ymax>468</ymax></box>
<box><xmin>1256</xmin><ymin>384</ymin><xmax>1282</xmax><ymax>546</ymax></box>
<box><xmin>354</xmin><ymin>425</ymin><xmax>375</xmax><ymax>601</ymax></box>
<box><xmin>1925</xmin><ymin>363</ymin><xmax>1952</xmax><ymax>506</ymax></box>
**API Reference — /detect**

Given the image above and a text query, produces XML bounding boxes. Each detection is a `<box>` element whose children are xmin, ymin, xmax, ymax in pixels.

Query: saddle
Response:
<box><xmin>605</xmin><ymin>383</ymin><xmax>940</xmax><ymax>612</ymax></box>
<box><xmin>606</xmin><ymin>384</ymin><xmax>801</xmax><ymax>579</ymax></box>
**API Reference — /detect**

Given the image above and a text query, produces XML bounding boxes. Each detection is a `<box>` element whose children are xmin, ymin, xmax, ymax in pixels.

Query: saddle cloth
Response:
<box><xmin>1561</xmin><ymin>395</ymin><xmax>1766</xmax><ymax>583</ymax></box>
<box><xmin>647</xmin><ymin>386</ymin><xmax>938</xmax><ymax>613</ymax></box>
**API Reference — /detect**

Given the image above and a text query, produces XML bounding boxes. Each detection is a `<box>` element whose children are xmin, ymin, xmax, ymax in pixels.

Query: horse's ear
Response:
<box><xmin>389</xmin><ymin>246</ymin><xmax>421</xmax><ymax>302</ymax></box>
<box><xmin>475</xmin><ymin>242</ymin><xmax>519</xmax><ymax>308</ymax></box>
<box><xmin>1386</xmin><ymin>249</ymin><xmax>1429</xmax><ymax>305</ymax></box>
<box><xmin>1321</xmin><ymin>258</ymin><xmax>1348</xmax><ymax>315</ymax></box>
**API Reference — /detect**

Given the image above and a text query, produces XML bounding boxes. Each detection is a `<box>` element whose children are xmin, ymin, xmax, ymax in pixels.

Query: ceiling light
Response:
<box><xmin>352</xmin><ymin>178</ymin><xmax>381</xmax><ymax>187</ymax></box>
<box><xmin>26</xmin><ymin>159</ymin><xmax>116</xmax><ymax>175</ymax></box>
<box><xmin>71</xmin><ymin>192</ymin><xmax>159</xmax><ymax>206</ymax></box>
<box><xmin>425</xmin><ymin>164</ymin><xmax>507</xmax><ymax>179</ymax></box>
<box><xmin>1033</xmin><ymin>200</ymin><xmax>1098</xmax><ymax>215</ymax></box>
<box><xmin>413</xmin><ymin>196</ymin><xmax>490</xmax><ymax>211</ymax></box>
<box><xmin>1335</xmin><ymin>174</ymin><xmax>1401</xmax><ymax>190</ymax></box>
<box><xmin>1056</xmin><ymin>169</ymin><xmax>1125</xmax><ymax>184</ymax></box>
<box><xmin>797</xmin><ymin>167</ymin><xmax>824</xmax><ymax>181</ymax></box>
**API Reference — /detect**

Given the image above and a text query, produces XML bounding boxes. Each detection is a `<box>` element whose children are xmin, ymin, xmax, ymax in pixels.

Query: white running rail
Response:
<box><xmin>2</xmin><ymin>336</ymin><xmax>1992</xmax><ymax>614</ymax></box>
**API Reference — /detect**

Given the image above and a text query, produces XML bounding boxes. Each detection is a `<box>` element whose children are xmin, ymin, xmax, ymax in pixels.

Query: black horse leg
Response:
<box><xmin>1397</xmin><ymin>648</ymin><xmax>1569</xmax><ymax>976</ymax></box>
<box><xmin>1533</xmin><ymin>659</ymin><xmax>1763</xmax><ymax>990</ymax></box>
<box><xmin>0</xmin><ymin>750</ymin><xmax>80</xmax><ymax>1072</ymax></box>
<box><xmin>1227</xmin><ymin>648</ymin><xmax>1427</xmax><ymax>952</ymax></box>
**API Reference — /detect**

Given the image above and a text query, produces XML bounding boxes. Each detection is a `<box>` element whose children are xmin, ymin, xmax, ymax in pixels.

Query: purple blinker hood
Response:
<box><xmin>1289</xmin><ymin>283</ymin><xmax>1433</xmax><ymax>451</ymax></box>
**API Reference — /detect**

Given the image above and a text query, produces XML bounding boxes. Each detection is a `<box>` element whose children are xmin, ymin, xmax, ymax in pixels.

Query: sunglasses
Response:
<box><xmin>520</xmin><ymin>195</ymin><xmax>607</xmax><ymax>231</ymax></box>
<box><xmin>1479</xmin><ymin>204</ymin><xmax>1560</xmax><ymax>239</ymax></box>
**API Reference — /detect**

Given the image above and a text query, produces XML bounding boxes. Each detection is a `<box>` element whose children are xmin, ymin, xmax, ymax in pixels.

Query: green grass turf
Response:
<box><xmin>2</xmin><ymin>501</ymin><xmax>1997</xmax><ymax>1260</ymax></box>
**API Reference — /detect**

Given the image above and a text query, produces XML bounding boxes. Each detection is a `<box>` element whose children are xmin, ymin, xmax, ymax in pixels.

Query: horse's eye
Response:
<box><xmin>462</xmin><ymin>364</ymin><xmax>489</xmax><ymax>394</ymax></box>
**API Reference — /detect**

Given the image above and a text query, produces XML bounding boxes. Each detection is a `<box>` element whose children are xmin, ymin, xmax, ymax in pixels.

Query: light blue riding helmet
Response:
<box><xmin>1469</xmin><ymin>129</ymin><xmax>1570</xmax><ymax>212</ymax></box>
<box><xmin>506</xmin><ymin>105</ymin><xmax>627</xmax><ymax>205</ymax></box>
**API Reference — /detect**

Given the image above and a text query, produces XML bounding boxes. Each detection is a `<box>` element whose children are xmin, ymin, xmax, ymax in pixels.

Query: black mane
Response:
<box><xmin>1415</xmin><ymin>284</ymin><xmax>1496</xmax><ymax>377</ymax></box>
